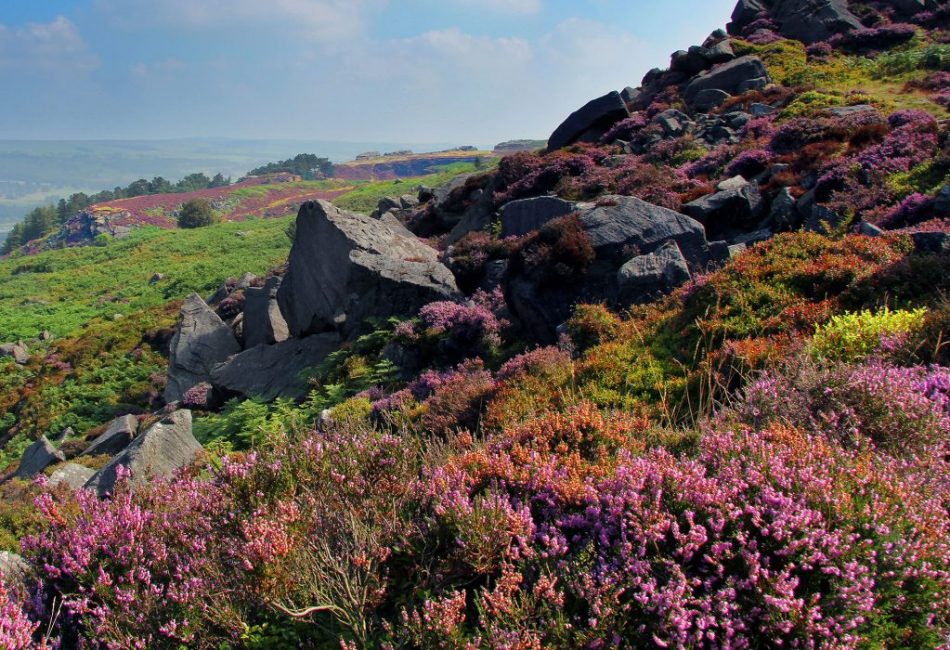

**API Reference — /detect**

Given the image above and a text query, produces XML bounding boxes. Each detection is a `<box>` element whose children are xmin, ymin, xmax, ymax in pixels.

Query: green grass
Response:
<box><xmin>0</xmin><ymin>217</ymin><xmax>294</xmax><ymax>343</ymax></box>
<box><xmin>334</xmin><ymin>161</ymin><xmax>495</xmax><ymax>214</ymax></box>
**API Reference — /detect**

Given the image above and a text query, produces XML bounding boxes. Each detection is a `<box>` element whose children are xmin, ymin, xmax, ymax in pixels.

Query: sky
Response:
<box><xmin>0</xmin><ymin>0</ymin><xmax>736</xmax><ymax>146</ymax></box>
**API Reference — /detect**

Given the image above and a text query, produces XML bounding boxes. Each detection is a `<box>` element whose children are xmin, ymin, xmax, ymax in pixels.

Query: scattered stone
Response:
<box><xmin>243</xmin><ymin>277</ymin><xmax>290</xmax><ymax>349</ymax></box>
<box><xmin>768</xmin><ymin>187</ymin><xmax>798</xmax><ymax>231</ymax></box>
<box><xmin>617</xmin><ymin>241</ymin><xmax>691</xmax><ymax>305</ymax></box>
<box><xmin>0</xmin><ymin>342</ymin><xmax>29</xmax><ymax>365</ymax></box>
<box><xmin>235</xmin><ymin>272</ymin><xmax>258</xmax><ymax>290</ymax></box>
<box><xmin>163</xmin><ymin>294</ymin><xmax>241</xmax><ymax>404</ymax></box>
<box><xmin>858</xmin><ymin>221</ymin><xmax>884</xmax><ymax>237</ymax></box>
<box><xmin>48</xmin><ymin>463</ymin><xmax>96</xmax><ymax>491</ymax></box>
<box><xmin>684</xmin><ymin>56</ymin><xmax>770</xmax><ymax>106</ymax></box>
<box><xmin>620</xmin><ymin>86</ymin><xmax>642</xmax><ymax>106</ymax></box>
<box><xmin>546</xmin><ymin>91</ymin><xmax>630</xmax><ymax>152</ymax></box>
<box><xmin>750</xmin><ymin>103</ymin><xmax>775</xmax><ymax>117</ymax></box>
<box><xmin>934</xmin><ymin>185</ymin><xmax>950</xmax><ymax>215</ymax></box>
<box><xmin>84</xmin><ymin>410</ymin><xmax>201</xmax><ymax>496</ymax></box>
<box><xmin>691</xmin><ymin>89</ymin><xmax>731</xmax><ymax>112</ymax></box>
<box><xmin>717</xmin><ymin>175</ymin><xmax>750</xmax><ymax>192</ymax></box>
<box><xmin>829</xmin><ymin>104</ymin><xmax>877</xmax><ymax>118</ymax></box>
<box><xmin>277</xmin><ymin>200</ymin><xmax>459</xmax><ymax>339</ymax></box>
<box><xmin>399</xmin><ymin>194</ymin><xmax>419</xmax><ymax>210</ymax></box>
<box><xmin>15</xmin><ymin>436</ymin><xmax>65</xmax><ymax>479</ymax></box>
<box><xmin>82</xmin><ymin>414</ymin><xmax>138</xmax><ymax>457</ymax></box>
<box><xmin>211</xmin><ymin>333</ymin><xmax>341</xmax><ymax>402</ymax></box>
<box><xmin>654</xmin><ymin>109</ymin><xmax>693</xmax><ymax>137</ymax></box>
<box><xmin>0</xmin><ymin>552</ymin><xmax>29</xmax><ymax>587</ymax></box>
<box><xmin>148</xmin><ymin>273</ymin><xmax>165</xmax><ymax>285</ymax></box>
<box><xmin>500</xmin><ymin>196</ymin><xmax>577</xmax><ymax>238</ymax></box>
<box><xmin>911</xmin><ymin>232</ymin><xmax>950</xmax><ymax>255</ymax></box>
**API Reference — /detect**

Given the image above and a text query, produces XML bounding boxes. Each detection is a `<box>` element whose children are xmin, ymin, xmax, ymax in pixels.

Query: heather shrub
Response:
<box><xmin>444</xmin><ymin>231</ymin><xmax>517</xmax><ymax>294</ymax></box>
<box><xmin>830</xmin><ymin>23</ymin><xmax>917</xmax><ymax>53</ymax></box>
<box><xmin>733</xmin><ymin>359</ymin><xmax>950</xmax><ymax>455</ymax></box>
<box><xmin>416</xmin><ymin>298</ymin><xmax>508</xmax><ymax>360</ymax></box>
<box><xmin>511</xmin><ymin>215</ymin><xmax>595</xmax><ymax>286</ymax></box>
<box><xmin>808</xmin><ymin>307</ymin><xmax>928</xmax><ymax>362</ymax></box>
<box><xmin>0</xmin><ymin>575</ymin><xmax>45</xmax><ymax>649</ymax></box>
<box><xmin>723</xmin><ymin>148</ymin><xmax>771</xmax><ymax>178</ymax></box>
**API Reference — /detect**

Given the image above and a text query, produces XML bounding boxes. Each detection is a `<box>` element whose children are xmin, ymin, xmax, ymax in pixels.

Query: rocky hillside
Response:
<box><xmin>0</xmin><ymin>0</ymin><xmax>949</xmax><ymax>648</ymax></box>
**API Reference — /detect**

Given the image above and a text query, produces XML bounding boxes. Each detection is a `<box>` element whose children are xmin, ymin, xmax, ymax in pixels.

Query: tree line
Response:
<box><xmin>246</xmin><ymin>153</ymin><xmax>334</xmax><ymax>180</ymax></box>
<box><xmin>1</xmin><ymin>173</ymin><xmax>230</xmax><ymax>254</ymax></box>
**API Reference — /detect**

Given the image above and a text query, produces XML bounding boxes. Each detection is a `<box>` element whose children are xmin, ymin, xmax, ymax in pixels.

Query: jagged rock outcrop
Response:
<box><xmin>507</xmin><ymin>196</ymin><xmax>717</xmax><ymax>341</ymax></box>
<box><xmin>684</xmin><ymin>56</ymin><xmax>771</xmax><ymax>107</ymax></box>
<box><xmin>577</xmin><ymin>195</ymin><xmax>712</xmax><ymax>265</ymax></box>
<box><xmin>618</xmin><ymin>241</ymin><xmax>692</xmax><ymax>305</ymax></box>
<box><xmin>82</xmin><ymin>414</ymin><xmax>138</xmax><ymax>457</ymax></box>
<box><xmin>243</xmin><ymin>277</ymin><xmax>290</xmax><ymax>348</ymax></box>
<box><xmin>84</xmin><ymin>410</ymin><xmax>201</xmax><ymax>496</ymax></box>
<box><xmin>728</xmin><ymin>0</ymin><xmax>861</xmax><ymax>44</ymax></box>
<box><xmin>15</xmin><ymin>436</ymin><xmax>65</xmax><ymax>479</ymax></box>
<box><xmin>164</xmin><ymin>294</ymin><xmax>241</xmax><ymax>403</ymax></box>
<box><xmin>48</xmin><ymin>463</ymin><xmax>97</xmax><ymax>490</ymax></box>
<box><xmin>500</xmin><ymin>196</ymin><xmax>577</xmax><ymax>238</ymax></box>
<box><xmin>547</xmin><ymin>91</ymin><xmax>630</xmax><ymax>152</ymax></box>
<box><xmin>682</xmin><ymin>179</ymin><xmax>768</xmax><ymax>240</ymax></box>
<box><xmin>277</xmin><ymin>200</ymin><xmax>460</xmax><ymax>340</ymax></box>
<box><xmin>211</xmin><ymin>333</ymin><xmax>341</xmax><ymax>402</ymax></box>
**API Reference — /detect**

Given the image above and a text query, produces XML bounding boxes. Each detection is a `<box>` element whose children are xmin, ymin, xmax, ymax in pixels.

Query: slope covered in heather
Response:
<box><xmin>0</xmin><ymin>1</ymin><xmax>949</xmax><ymax>648</ymax></box>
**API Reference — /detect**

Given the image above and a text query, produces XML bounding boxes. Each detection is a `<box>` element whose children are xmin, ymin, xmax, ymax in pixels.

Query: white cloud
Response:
<box><xmin>0</xmin><ymin>16</ymin><xmax>98</xmax><ymax>74</ymax></box>
<box><xmin>97</xmin><ymin>0</ymin><xmax>384</xmax><ymax>41</ymax></box>
<box><xmin>130</xmin><ymin>58</ymin><xmax>186</xmax><ymax>80</ymax></box>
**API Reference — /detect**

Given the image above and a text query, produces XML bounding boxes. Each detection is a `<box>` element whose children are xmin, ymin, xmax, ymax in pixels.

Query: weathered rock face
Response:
<box><xmin>243</xmin><ymin>277</ymin><xmax>290</xmax><ymax>349</ymax></box>
<box><xmin>617</xmin><ymin>241</ymin><xmax>692</xmax><ymax>305</ymax></box>
<box><xmin>15</xmin><ymin>436</ymin><xmax>65</xmax><ymax>479</ymax></box>
<box><xmin>546</xmin><ymin>91</ymin><xmax>630</xmax><ymax>152</ymax></box>
<box><xmin>500</xmin><ymin>196</ymin><xmax>577</xmax><ymax>238</ymax></box>
<box><xmin>82</xmin><ymin>414</ymin><xmax>138</xmax><ymax>457</ymax></box>
<box><xmin>935</xmin><ymin>185</ymin><xmax>950</xmax><ymax>216</ymax></box>
<box><xmin>164</xmin><ymin>294</ymin><xmax>241</xmax><ymax>404</ymax></box>
<box><xmin>682</xmin><ymin>181</ymin><xmax>767</xmax><ymax>240</ymax></box>
<box><xmin>277</xmin><ymin>200</ymin><xmax>459</xmax><ymax>340</ymax></box>
<box><xmin>211</xmin><ymin>333</ymin><xmax>341</xmax><ymax>402</ymax></box>
<box><xmin>0</xmin><ymin>342</ymin><xmax>29</xmax><ymax>365</ymax></box>
<box><xmin>577</xmin><ymin>195</ymin><xmax>710</xmax><ymax>265</ymax></box>
<box><xmin>771</xmin><ymin>0</ymin><xmax>862</xmax><ymax>44</ymax></box>
<box><xmin>507</xmin><ymin>196</ymin><xmax>715</xmax><ymax>342</ymax></box>
<box><xmin>84</xmin><ymin>410</ymin><xmax>201</xmax><ymax>496</ymax></box>
<box><xmin>48</xmin><ymin>463</ymin><xmax>97</xmax><ymax>491</ymax></box>
<box><xmin>684</xmin><ymin>56</ymin><xmax>770</xmax><ymax>106</ymax></box>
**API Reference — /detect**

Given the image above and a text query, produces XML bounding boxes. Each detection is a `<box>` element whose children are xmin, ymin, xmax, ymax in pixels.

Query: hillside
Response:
<box><xmin>0</xmin><ymin>1</ymin><xmax>949</xmax><ymax>648</ymax></box>
<box><xmin>332</xmin><ymin>149</ymin><xmax>495</xmax><ymax>181</ymax></box>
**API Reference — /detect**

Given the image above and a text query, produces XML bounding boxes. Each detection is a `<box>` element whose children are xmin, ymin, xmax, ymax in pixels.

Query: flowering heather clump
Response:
<box><xmin>857</xmin><ymin>110</ymin><xmax>939</xmax><ymax>175</ymax></box>
<box><xmin>493</xmin><ymin>148</ymin><xmax>598</xmax><ymax>204</ymax></box>
<box><xmin>182</xmin><ymin>381</ymin><xmax>214</xmax><ymax>409</ymax></box>
<box><xmin>724</xmin><ymin>148</ymin><xmax>771</xmax><ymax>178</ymax></box>
<box><xmin>879</xmin><ymin>192</ymin><xmax>935</xmax><ymax>228</ymax></box>
<box><xmin>600</xmin><ymin>113</ymin><xmax>649</xmax><ymax>143</ymax></box>
<box><xmin>734</xmin><ymin>360</ymin><xmax>950</xmax><ymax>456</ymax></box>
<box><xmin>417</xmin><ymin>299</ymin><xmax>507</xmax><ymax>357</ymax></box>
<box><xmin>23</xmin><ymin>467</ymin><xmax>245</xmax><ymax>647</ymax></box>
<box><xmin>0</xmin><ymin>575</ymin><xmax>42</xmax><ymax>649</ymax></box>
<box><xmin>496</xmin><ymin>346</ymin><xmax>571</xmax><ymax>382</ymax></box>
<box><xmin>829</xmin><ymin>23</ymin><xmax>917</xmax><ymax>52</ymax></box>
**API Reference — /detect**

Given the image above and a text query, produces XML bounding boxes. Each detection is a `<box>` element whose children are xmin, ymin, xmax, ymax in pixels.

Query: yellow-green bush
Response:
<box><xmin>808</xmin><ymin>307</ymin><xmax>928</xmax><ymax>362</ymax></box>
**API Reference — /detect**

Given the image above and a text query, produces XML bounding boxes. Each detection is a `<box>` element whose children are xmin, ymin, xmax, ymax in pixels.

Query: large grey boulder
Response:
<box><xmin>15</xmin><ymin>436</ymin><xmax>65</xmax><ymax>479</ymax></box>
<box><xmin>84</xmin><ymin>410</ymin><xmax>201</xmax><ymax>496</ymax></box>
<box><xmin>577</xmin><ymin>195</ymin><xmax>710</xmax><ymax>264</ymax></box>
<box><xmin>48</xmin><ymin>463</ymin><xmax>96</xmax><ymax>491</ymax></box>
<box><xmin>82</xmin><ymin>414</ymin><xmax>138</xmax><ymax>457</ymax></box>
<box><xmin>500</xmin><ymin>196</ymin><xmax>576</xmax><ymax>238</ymax></box>
<box><xmin>771</xmin><ymin>0</ymin><xmax>861</xmax><ymax>44</ymax></box>
<box><xmin>618</xmin><ymin>241</ymin><xmax>692</xmax><ymax>305</ymax></box>
<box><xmin>728</xmin><ymin>0</ymin><xmax>767</xmax><ymax>34</ymax></box>
<box><xmin>164</xmin><ymin>294</ymin><xmax>241</xmax><ymax>404</ymax></box>
<box><xmin>684</xmin><ymin>56</ymin><xmax>771</xmax><ymax>106</ymax></box>
<box><xmin>0</xmin><ymin>342</ymin><xmax>29</xmax><ymax>365</ymax></box>
<box><xmin>682</xmin><ymin>182</ymin><xmax>767</xmax><ymax>239</ymax></box>
<box><xmin>243</xmin><ymin>277</ymin><xmax>290</xmax><ymax>349</ymax></box>
<box><xmin>277</xmin><ymin>201</ymin><xmax>459</xmax><ymax>340</ymax></box>
<box><xmin>546</xmin><ymin>91</ymin><xmax>630</xmax><ymax>152</ymax></box>
<box><xmin>211</xmin><ymin>333</ymin><xmax>341</xmax><ymax>402</ymax></box>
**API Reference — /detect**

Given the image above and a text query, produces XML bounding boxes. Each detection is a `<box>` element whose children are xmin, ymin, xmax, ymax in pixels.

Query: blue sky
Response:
<box><xmin>0</xmin><ymin>0</ymin><xmax>736</xmax><ymax>145</ymax></box>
